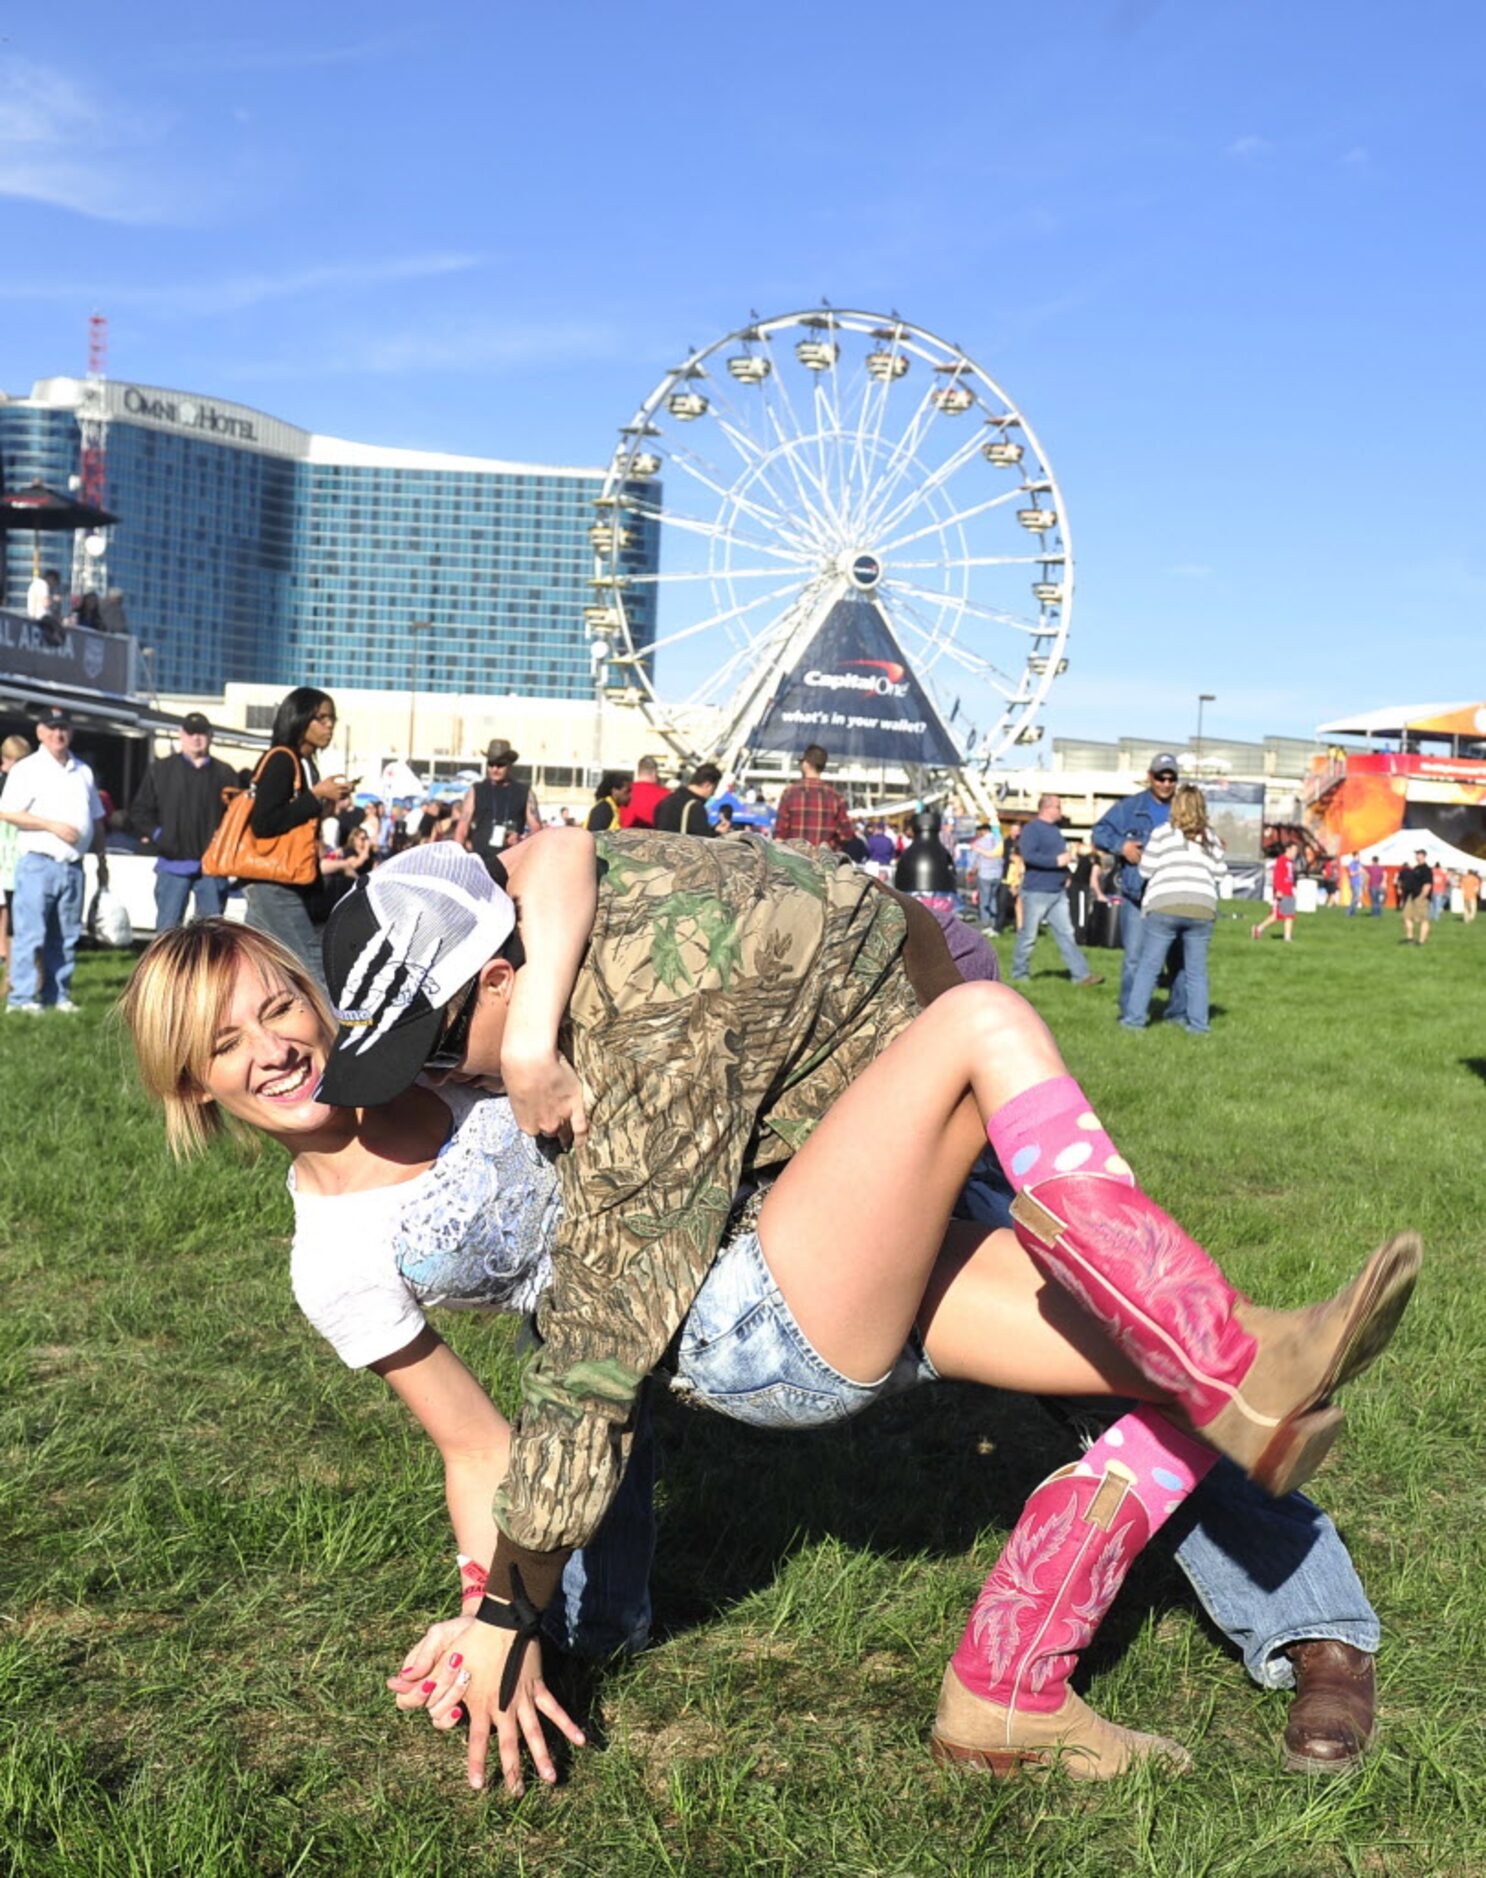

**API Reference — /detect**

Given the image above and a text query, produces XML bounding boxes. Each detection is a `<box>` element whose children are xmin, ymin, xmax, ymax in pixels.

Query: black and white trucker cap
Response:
<box><xmin>317</xmin><ymin>844</ymin><xmax>515</xmax><ymax>1108</ymax></box>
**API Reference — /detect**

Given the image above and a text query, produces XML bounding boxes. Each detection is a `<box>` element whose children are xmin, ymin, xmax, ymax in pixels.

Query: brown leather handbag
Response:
<box><xmin>201</xmin><ymin>746</ymin><xmax>320</xmax><ymax>887</ymax></box>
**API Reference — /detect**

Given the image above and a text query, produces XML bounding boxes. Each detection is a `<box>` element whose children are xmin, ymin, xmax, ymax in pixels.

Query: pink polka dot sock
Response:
<box><xmin>986</xmin><ymin>1074</ymin><xmax>1135</xmax><ymax>1191</ymax></box>
<box><xmin>1076</xmin><ymin>1404</ymin><xmax>1217</xmax><ymax>1530</ymax></box>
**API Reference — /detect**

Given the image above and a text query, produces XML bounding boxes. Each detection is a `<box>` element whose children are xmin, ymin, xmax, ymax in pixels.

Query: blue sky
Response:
<box><xmin>1</xmin><ymin>0</ymin><xmax>1481</xmax><ymax>748</ymax></box>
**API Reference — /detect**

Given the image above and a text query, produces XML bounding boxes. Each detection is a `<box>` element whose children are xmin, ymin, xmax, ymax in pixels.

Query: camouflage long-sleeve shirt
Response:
<box><xmin>490</xmin><ymin>830</ymin><xmax>919</xmax><ymax>1603</ymax></box>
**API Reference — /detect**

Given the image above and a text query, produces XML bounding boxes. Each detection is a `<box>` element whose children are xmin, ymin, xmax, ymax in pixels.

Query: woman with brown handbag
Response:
<box><xmin>243</xmin><ymin>687</ymin><xmax>348</xmax><ymax>988</ymax></box>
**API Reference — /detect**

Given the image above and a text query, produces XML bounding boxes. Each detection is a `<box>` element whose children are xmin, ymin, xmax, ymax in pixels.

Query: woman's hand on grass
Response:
<box><xmin>386</xmin><ymin>1615</ymin><xmax>474</xmax><ymax>1708</ymax></box>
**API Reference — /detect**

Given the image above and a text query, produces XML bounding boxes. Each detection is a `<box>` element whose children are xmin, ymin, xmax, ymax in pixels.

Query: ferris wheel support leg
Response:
<box><xmin>960</xmin><ymin>768</ymin><xmax>1000</xmax><ymax>824</ymax></box>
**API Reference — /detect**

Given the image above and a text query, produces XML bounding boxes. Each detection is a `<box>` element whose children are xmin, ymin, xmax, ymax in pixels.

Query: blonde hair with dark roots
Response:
<box><xmin>1170</xmin><ymin>783</ymin><xmax>1219</xmax><ymax>853</ymax></box>
<box><xmin>118</xmin><ymin>919</ymin><xmax>335</xmax><ymax>1158</ymax></box>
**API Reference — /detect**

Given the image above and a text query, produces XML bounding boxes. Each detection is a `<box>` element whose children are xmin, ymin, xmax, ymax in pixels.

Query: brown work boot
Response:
<box><xmin>1282</xmin><ymin>1641</ymin><xmax>1376</xmax><ymax>1773</ymax></box>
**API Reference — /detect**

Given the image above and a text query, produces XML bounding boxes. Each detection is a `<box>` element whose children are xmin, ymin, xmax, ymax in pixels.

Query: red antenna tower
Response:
<box><xmin>80</xmin><ymin>311</ymin><xmax>108</xmax><ymax>510</ymax></box>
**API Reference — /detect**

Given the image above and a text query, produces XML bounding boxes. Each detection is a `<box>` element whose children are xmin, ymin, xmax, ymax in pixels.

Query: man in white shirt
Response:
<box><xmin>26</xmin><ymin>567</ymin><xmax>61</xmax><ymax>623</ymax></box>
<box><xmin>0</xmin><ymin>706</ymin><xmax>106</xmax><ymax>1012</ymax></box>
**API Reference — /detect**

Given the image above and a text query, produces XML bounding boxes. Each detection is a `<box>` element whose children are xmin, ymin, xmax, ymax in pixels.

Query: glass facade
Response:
<box><xmin>0</xmin><ymin>379</ymin><xmax>658</xmax><ymax>700</ymax></box>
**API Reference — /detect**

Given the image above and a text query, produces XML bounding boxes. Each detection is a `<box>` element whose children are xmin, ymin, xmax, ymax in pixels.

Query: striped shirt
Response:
<box><xmin>1138</xmin><ymin>822</ymin><xmax>1225</xmax><ymax>919</ymax></box>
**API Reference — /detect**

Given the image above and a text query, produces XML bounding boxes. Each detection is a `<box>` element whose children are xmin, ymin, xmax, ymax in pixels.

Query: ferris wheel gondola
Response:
<box><xmin>592</xmin><ymin>308</ymin><xmax>1073</xmax><ymax>785</ymax></box>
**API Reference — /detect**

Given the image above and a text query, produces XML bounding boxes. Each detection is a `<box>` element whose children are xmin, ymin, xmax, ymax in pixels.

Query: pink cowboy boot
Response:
<box><xmin>1009</xmin><ymin>1181</ymin><xmax>1420</xmax><ymax>1496</ymax></box>
<box><xmin>932</xmin><ymin>1455</ymin><xmax>1189</xmax><ymax>1780</ymax></box>
<box><xmin>987</xmin><ymin>1077</ymin><xmax>1420</xmax><ymax>1497</ymax></box>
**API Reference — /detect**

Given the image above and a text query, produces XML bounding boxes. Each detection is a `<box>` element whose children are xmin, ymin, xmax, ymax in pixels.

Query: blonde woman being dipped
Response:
<box><xmin>1120</xmin><ymin>784</ymin><xmax>1226</xmax><ymax>1034</ymax></box>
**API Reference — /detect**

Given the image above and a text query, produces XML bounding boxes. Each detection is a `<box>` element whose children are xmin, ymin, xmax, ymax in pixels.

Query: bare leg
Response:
<box><xmin>915</xmin><ymin>1220</ymin><xmax>1155</xmax><ymax>1400</ymax></box>
<box><xmin>758</xmin><ymin>984</ymin><xmax>1062</xmax><ymax>1383</ymax></box>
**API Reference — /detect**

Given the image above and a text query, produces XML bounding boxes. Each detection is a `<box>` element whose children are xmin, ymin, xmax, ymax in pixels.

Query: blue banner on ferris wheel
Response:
<box><xmin>751</xmin><ymin>594</ymin><xmax>961</xmax><ymax>767</ymax></box>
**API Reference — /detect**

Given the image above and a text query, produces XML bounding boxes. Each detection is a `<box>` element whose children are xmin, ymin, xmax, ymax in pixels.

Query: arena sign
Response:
<box><xmin>0</xmin><ymin>611</ymin><xmax>134</xmax><ymax>694</ymax></box>
<box><xmin>751</xmin><ymin>595</ymin><xmax>960</xmax><ymax>767</ymax></box>
<box><xmin>120</xmin><ymin>386</ymin><xmax>259</xmax><ymax>443</ymax></box>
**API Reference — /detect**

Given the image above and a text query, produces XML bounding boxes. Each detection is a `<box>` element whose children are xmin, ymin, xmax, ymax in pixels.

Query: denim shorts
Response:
<box><xmin>669</xmin><ymin>1230</ymin><xmax>939</xmax><ymax>1430</ymax></box>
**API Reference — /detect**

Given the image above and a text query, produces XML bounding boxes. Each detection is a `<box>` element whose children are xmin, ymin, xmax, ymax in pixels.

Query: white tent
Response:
<box><xmin>1316</xmin><ymin>701</ymin><xmax>1477</xmax><ymax>739</ymax></box>
<box><xmin>376</xmin><ymin>758</ymin><xmax>425</xmax><ymax>800</ymax></box>
<box><xmin>1358</xmin><ymin>827</ymin><xmax>1484</xmax><ymax>870</ymax></box>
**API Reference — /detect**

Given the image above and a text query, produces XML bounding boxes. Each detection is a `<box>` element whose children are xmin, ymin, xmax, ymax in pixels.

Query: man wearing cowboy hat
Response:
<box><xmin>454</xmin><ymin>741</ymin><xmax>542</xmax><ymax>878</ymax></box>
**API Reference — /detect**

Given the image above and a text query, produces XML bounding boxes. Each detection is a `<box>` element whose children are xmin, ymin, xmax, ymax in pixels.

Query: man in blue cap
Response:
<box><xmin>1092</xmin><ymin>752</ymin><xmax>1185</xmax><ymax>1022</ymax></box>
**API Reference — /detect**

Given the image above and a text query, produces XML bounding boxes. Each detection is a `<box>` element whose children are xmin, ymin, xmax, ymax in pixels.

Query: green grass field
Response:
<box><xmin>1</xmin><ymin>907</ymin><xmax>1481</xmax><ymax>1877</ymax></box>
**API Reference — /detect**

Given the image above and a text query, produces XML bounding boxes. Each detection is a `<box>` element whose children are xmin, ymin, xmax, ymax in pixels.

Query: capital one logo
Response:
<box><xmin>802</xmin><ymin>660</ymin><xmax>910</xmax><ymax>699</ymax></box>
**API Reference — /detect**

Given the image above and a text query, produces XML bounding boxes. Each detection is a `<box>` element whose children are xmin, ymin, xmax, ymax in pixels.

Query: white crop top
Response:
<box><xmin>289</xmin><ymin>1083</ymin><xmax>561</xmax><ymax>1369</ymax></box>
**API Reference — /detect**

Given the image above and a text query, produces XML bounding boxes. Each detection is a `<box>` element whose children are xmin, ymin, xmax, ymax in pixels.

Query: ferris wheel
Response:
<box><xmin>589</xmin><ymin>307</ymin><xmax>1073</xmax><ymax>785</ymax></box>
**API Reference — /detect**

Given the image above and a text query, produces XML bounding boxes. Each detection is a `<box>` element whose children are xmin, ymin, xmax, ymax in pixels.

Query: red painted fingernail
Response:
<box><xmin>450</xmin><ymin>1706</ymin><xmax>463</xmax><ymax>1722</ymax></box>
<box><xmin>449</xmin><ymin>1653</ymin><xmax>463</xmax><ymax>1668</ymax></box>
<box><xmin>399</xmin><ymin>1666</ymin><xmax>415</xmax><ymax>1677</ymax></box>
<box><xmin>421</xmin><ymin>1680</ymin><xmax>437</xmax><ymax>1694</ymax></box>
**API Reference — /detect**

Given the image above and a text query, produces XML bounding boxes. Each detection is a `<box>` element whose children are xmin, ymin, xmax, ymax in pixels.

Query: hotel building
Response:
<box><xmin>0</xmin><ymin>376</ymin><xmax>658</xmax><ymax>702</ymax></box>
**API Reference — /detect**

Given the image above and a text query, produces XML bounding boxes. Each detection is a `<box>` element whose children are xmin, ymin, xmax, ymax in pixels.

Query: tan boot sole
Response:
<box><xmin>929</xmin><ymin>1721</ymin><xmax>1191</xmax><ymax>1782</ymax></box>
<box><xmin>931</xmin><ymin>1677</ymin><xmax>1191</xmax><ymax>1781</ymax></box>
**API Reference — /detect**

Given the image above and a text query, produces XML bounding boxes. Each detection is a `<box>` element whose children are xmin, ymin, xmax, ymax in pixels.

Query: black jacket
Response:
<box><xmin>653</xmin><ymin>787</ymin><xmax>715</xmax><ymax>837</ymax></box>
<box><xmin>128</xmin><ymin>752</ymin><xmax>240</xmax><ymax>862</ymax></box>
<box><xmin>248</xmin><ymin>748</ymin><xmax>322</xmax><ymax>840</ymax></box>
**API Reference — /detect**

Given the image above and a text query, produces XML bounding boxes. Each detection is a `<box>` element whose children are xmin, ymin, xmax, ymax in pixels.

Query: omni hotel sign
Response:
<box><xmin>120</xmin><ymin>386</ymin><xmax>259</xmax><ymax>443</ymax></box>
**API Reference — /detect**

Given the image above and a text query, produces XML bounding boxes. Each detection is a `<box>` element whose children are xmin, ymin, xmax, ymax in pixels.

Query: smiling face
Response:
<box><xmin>198</xmin><ymin>955</ymin><xmax>339</xmax><ymax>1140</ymax></box>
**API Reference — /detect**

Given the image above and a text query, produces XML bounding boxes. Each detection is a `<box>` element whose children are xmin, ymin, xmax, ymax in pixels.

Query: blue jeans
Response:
<box><xmin>976</xmin><ymin>867</ymin><xmax>1003</xmax><ymax>927</ymax></box>
<box><xmin>545</xmin><ymin>1391</ymin><xmax>656</xmax><ymax>1656</ymax></box>
<box><xmin>8</xmin><ymin>852</ymin><xmax>84</xmax><ymax>1007</ymax></box>
<box><xmin>1122</xmin><ymin>912</ymin><xmax>1213</xmax><ymax>1032</ymax></box>
<box><xmin>1169</xmin><ymin>1462</ymin><xmax>1379</xmax><ymax>1687</ymax></box>
<box><xmin>154</xmin><ymin>867</ymin><xmax>229</xmax><ymax>931</ymax></box>
<box><xmin>1119</xmin><ymin>898</ymin><xmax>1187</xmax><ymax>1022</ymax></box>
<box><xmin>243</xmin><ymin>881</ymin><xmax>327</xmax><ymax>993</ymax></box>
<box><xmin>1012</xmin><ymin>889</ymin><xmax>1094</xmax><ymax>982</ymax></box>
<box><xmin>671</xmin><ymin>1232</ymin><xmax>936</xmax><ymax>1428</ymax></box>
<box><xmin>1347</xmin><ymin>888</ymin><xmax>1361</xmax><ymax>917</ymax></box>
<box><xmin>1369</xmin><ymin>889</ymin><xmax>1385</xmax><ymax>916</ymax></box>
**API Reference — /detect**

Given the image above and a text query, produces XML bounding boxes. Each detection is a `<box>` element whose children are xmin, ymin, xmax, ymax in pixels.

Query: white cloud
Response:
<box><xmin>1226</xmin><ymin>135</ymin><xmax>1272</xmax><ymax>161</ymax></box>
<box><xmin>0</xmin><ymin>55</ymin><xmax>198</xmax><ymax>224</ymax></box>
